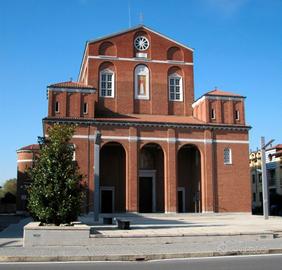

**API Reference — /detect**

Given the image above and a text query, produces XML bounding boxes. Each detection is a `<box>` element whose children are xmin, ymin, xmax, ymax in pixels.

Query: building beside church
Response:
<box><xmin>250</xmin><ymin>144</ymin><xmax>282</xmax><ymax>211</ymax></box>
<box><xmin>17</xmin><ymin>25</ymin><xmax>251</xmax><ymax>213</ymax></box>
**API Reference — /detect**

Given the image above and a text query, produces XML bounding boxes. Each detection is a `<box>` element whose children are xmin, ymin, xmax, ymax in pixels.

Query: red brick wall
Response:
<box><xmin>52</xmin><ymin>123</ymin><xmax>251</xmax><ymax>213</ymax></box>
<box><xmin>82</xmin><ymin>27</ymin><xmax>194</xmax><ymax>116</ymax></box>
<box><xmin>194</xmin><ymin>98</ymin><xmax>246</xmax><ymax>125</ymax></box>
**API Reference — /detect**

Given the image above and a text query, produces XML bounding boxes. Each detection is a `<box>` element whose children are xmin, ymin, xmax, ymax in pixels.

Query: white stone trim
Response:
<box><xmin>88</xmin><ymin>55</ymin><xmax>193</xmax><ymax>66</ymax></box>
<box><xmin>17</xmin><ymin>159</ymin><xmax>34</xmax><ymax>163</ymax></box>
<box><xmin>177</xmin><ymin>138</ymin><xmax>213</xmax><ymax>144</ymax></box>
<box><xmin>167</xmin><ymin>138</ymin><xmax>177</xmax><ymax>143</ymax></box>
<box><xmin>216</xmin><ymin>139</ymin><xmax>249</xmax><ymax>144</ymax></box>
<box><xmin>139</xmin><ymin>137</ymin><xmax>168</xmax><ymax>142</ymax></box>
<box><xmin>101</xmin><ymin>135</ymin><xmax>129</xmax><ymax>141</ymax></box>
<box><xmin>72</xmin><ymin>135</ymin><xmax>249</xmax><ymax>144</ymax></box>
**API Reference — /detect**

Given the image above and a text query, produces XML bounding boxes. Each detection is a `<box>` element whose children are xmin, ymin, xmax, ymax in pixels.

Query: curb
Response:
<box><xmin>1</xmin><ymin>249</ymin><xmax>282</xmax><ymax>262</ymax></box>
<box><xmin>90</xmin><ymin>232</ymin><xmax>275</xmax><ymax>239</ymax></box>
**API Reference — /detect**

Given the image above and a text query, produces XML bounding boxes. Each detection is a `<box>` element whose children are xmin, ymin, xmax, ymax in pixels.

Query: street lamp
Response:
<box><xmin>260</xmin><ymin>137</ymin><xmax>274</xmax><ymax>220</ymax></box>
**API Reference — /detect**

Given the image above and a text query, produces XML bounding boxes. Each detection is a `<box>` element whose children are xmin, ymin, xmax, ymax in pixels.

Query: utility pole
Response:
<box><xmin>94</xmin><ymin>131</ymin><xmax>101</xmax><ymax>222</ymax></box>
<box><xmin>261</xmin><ymin>137</ymin><xmax>274</xmax><ymax>220</ymax></box>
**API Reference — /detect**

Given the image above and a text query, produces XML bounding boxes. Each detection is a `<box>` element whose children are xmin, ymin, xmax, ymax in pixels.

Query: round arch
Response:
<box><xmin>167</xmin><ymin>46</ymin><xmax>184</xmax><ymax>61</ymax></box>
<box><xmin>138</xmin><ymin>143</ymin><xmax>165</xmax><ymax>213</ymax></box>
<box><xmin>177</xmin><ymin>144</ymin><xmax>202</xmax><ymax>213</ymax></box>
<box><xmin>100</xmin><ymin>142</ymin><xmax>126</xmax><ymax>213</ymax></box>
<box><xmin>98</xmin><ymin>41</ymin><xmax>117</xmax><ymax>56</ymax></box>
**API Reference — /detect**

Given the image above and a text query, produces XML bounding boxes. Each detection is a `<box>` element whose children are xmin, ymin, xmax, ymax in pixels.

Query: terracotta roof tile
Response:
<box><xmin>48</xmin><ymin>81</ymin><xmax>95</xmax><ymax>89</ymax></box>
<box><xmin>206</xmin><ymin>89</ymin><xmax>243</xmax><ymax>97</ymax></box>
<box><xmin>18</xmin><ymin>144</ymin><xmax>40</xmax><ymax>151</ymax></box>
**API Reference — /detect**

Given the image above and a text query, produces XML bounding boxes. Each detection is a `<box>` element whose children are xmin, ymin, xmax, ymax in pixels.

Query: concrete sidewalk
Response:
<box><xmin>81</xmin><ymin>213</ymin><xmax>282</xmax><ymax>238</ymax></box>
<box><xmin>1</xmin><ymin>213</ymin><xmax>282</xmax><ymax>262</ymax></box>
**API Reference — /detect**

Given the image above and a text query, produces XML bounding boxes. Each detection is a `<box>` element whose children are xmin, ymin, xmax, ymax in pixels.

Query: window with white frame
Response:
<box><xmin>135</xmin><ymin>65</ymin><xmax>149</xmax><ymax>99</ymax></box>
<box><xmin>224</xmin><ymin>148</ymin><xmax>232</xmax><ymax>164</ymax></box>
<box><xmin>169</xmin><ymin>73</ymin><xmax>183</xmax><ymax>101</ymax></box>
<box><xmin>100</xmin><ymin>69</ymin><xmax>114</xmax><ymax>97</ymax></box>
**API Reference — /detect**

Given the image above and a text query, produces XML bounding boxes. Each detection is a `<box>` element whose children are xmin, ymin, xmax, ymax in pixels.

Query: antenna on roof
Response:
<box><xmin>128</xmin><ymin>0</ymin><xmax>131</xmax><ymax>27</ymax></box>
<box><xmin>139</xmin><ymin>11</ymin><xmax>144</xmax><ymax>25</ymax></box>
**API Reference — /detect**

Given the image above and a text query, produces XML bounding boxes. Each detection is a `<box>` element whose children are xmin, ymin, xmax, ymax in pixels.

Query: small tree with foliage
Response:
<box><xmin>0</xmin><ymin>178</ymin><xmax>17</xmax><ymax>199</ymax></box>
<box><xmin>28</xmin><ymin>124</ymin><xmax>84</xmax><ymax>225</ymax></box>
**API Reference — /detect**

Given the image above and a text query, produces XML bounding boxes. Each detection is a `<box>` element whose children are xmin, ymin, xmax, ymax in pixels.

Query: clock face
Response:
<box><xmin>134</xmin><ymin>36</ymin><xmax>149</xmax><ymax>51</ymax></box>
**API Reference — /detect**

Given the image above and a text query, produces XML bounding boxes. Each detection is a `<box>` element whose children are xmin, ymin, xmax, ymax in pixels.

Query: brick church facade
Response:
<box><xmin>17</xmin><ymin>25</ymin><xmax>251</xmax><ymax>213</ymax></box>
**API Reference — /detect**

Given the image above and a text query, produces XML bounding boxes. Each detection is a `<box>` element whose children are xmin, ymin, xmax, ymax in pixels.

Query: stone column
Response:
<box><xmin>165</xmin><ymin>128</ymin><xmax>177</xmax><ymax>213</ymax></box>
<box><xmin>127</xmin><ymin>127</ymin><xmax>138</xmax><ymax>212</ymax></box>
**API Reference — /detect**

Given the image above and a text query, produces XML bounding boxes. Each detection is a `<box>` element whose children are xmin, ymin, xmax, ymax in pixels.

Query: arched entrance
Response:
<box><xmin>177</xmin><ymin>145</ymin><xmax>201</xmax><ymax>213</ymax></box>
<box><xmin>139</xmin><ymin>143</ymin><xmax>164</xmax><ymax>213</ymax></box>
<box><xmin>100</xmin><ymin>142</ymin><xmax>126</xmax><ymax>213</ymax></box>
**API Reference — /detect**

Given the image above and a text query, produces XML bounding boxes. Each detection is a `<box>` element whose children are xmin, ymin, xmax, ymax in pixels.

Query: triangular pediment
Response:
<box><xmin>88</xmin><ymin>25</ymin><xmax>193</xmax><ymax>51</ymax></box>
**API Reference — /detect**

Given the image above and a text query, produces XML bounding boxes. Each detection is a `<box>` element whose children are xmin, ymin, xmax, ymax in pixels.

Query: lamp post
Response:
<box><xmin>94</xmin><ymin>131</ymin><xmax>101</xmax><ymax>222</ymax></box>
<box><xmin>260</xmin><ymin>137</ymin><xmax>274</xmax><ymax>220</ymax></box>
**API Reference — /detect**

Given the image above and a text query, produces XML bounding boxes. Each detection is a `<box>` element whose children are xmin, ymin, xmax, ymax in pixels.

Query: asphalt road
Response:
<box><xmin>1</xmin><ymin>254</ymin><xmax>282</xmax><ymax>270</ymax></box>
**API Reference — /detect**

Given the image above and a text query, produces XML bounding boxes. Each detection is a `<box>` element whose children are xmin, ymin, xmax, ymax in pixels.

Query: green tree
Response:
<box><xmin>0</xmin><ymin>178</ymin><xmax>17</xmax><ymax>199</ymax></box>
<box><xmin>3</xmin><ymin>178</ymin><xmax>17</xmax><ymax>196</ymax></box>
<box><xmin>28</xmin><ymin>124</ymin><xmax>84</xmax><ymax>225</ymax></box>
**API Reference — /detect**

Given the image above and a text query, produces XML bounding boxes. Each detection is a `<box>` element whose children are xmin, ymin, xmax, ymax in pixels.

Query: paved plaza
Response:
<box><xmin>0</xmin><ymin>213</ymin><xmax>282</xmax><ymax>261</ymax></box>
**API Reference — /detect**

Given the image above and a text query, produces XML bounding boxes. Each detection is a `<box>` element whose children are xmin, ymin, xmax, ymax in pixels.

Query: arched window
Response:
<box><xmin>168</xmin><ymin>73</ymin><xmax>183</xmax><ymax>101</ymax></box>
<box><xmin>224</xmin><ymin>148</ymin><xmax>232</xmax><ymax>165</ymax></box>
<box><xmin>135</xmin><ymin>65</ymin><xmax>149</xmax><ymax>100</ymax></box>
<box><xmin>100</xmin><ymin>69</ymin><xmax>114</xmax><ymax>98</ymax></box>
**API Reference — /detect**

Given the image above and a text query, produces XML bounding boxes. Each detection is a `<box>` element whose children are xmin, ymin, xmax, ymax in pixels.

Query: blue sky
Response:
<box><xmin>0</xmin><ymin>0</ymin><xmax>282</xmax><ymax>185</ymax></box>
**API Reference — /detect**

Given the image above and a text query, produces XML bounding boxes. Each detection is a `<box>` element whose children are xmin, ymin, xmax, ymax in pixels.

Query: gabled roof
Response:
<box><xmin>205</xmin><ymin>89</ymin><xmax>244</xmax><ymax>98</ymax></box>
<box><xmin>48</xmin><ymin>81</ymin><xmax>95</xmax><ymax>90</ymax></box>
<box><xmin>78</xmin><ymin>25</ymin><xmax>194</xmax><ymax>80</ymax></box>
<box><xmin>88</xmin><ymin>24</ymin><xmax>194</xmax><ymax>52</ymax></box>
